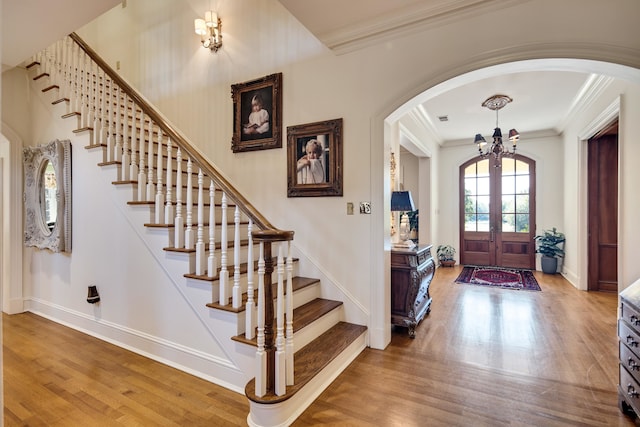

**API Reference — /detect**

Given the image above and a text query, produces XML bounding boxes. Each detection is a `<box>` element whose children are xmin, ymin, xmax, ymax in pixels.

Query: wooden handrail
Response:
<box><xmin>69</xmin><ymin>32</ymin><xmax>276</xmax><ymax>231</ymax></box>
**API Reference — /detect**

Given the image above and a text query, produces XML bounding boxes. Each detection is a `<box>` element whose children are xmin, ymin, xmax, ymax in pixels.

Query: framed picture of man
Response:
<box><xmin>287</xmin><ymin>118</ymin><xmax>343</xmax><ymax>197</ymax></box>
<box><xmin>231</xmin><ymin>73</ymin><xmax>282</xmax><ymax>153</ymax></box>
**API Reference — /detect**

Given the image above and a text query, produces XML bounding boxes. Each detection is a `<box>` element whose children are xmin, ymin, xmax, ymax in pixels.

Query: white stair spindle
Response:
<box><xmin>286</xmin><ymin>240</ymin><xmax>294</xmax><ymax>385</ymax></box>
<box><xmin>73</xmin><ymin>44</ymin><xmax>81</xmax><ymax>114</ymax></box>
<box><xmin>129</xmin><ymin>104</ymin><xmax>138</xmax><ymax>184</ymax></box>
<box><xmin>195</xmin><ymin>169</ymin><xmax>206</xmax><ymax>275</ymax></box>
<box><xmin>184</xmin><ymin>158</ymin><xmax>194</xmax><ymax>249</ymax></box>
<box><xmin>114</xmin><ymin>86</ymin><xmax>123</xmax><ymax>164</ymax></box>
<box><xmin>122</xmin><ymin>95</ymin><xmax>131</xmax><ymax>181</ymax></box>
<box><xmin>245</xmin><ymin>219</ymin><xmax>255</xmax><ymax>339</ymax></box>
<box><xmin>219</xmin><ymin>193</ymin><xmax>229</xmax><ymax>306</ymax></box>
<box><xmin>232</xmin><ymin>206</ymin><xmax>241</xmax><ymax>309</ymax></box>
<box><xmin>90</xmin><ymin>62</ymin><xmax>100</xmax><ymax>144</ymax></box>
<box><xmin>137</xmin><ymin>111</ymin><xmax>147</xmax><ymax>202</ymax></box>
<box><xmin>106</xmin><ymin>82</ymin><xmax>115</xmax><ymax>159</ymax></box>
<box><xmin>207</xmin><ymin>180</ymin><xmax>217</xmax><ymax>279</ymax></box>
<box><xmin>255</xmin><ymin>242</ymin><xmax>266</xmax><ymax>398</ymax></box>
<box><xmin>164</xmin><ymin>138</ymin><xmax>174</xmax><ymax>222</ymax></box>
<box><xmin>146</xmin><ymin>119</ymin><xmax>155</xmax><ymax>201</ymax></box>
<box><xmin>275</xmin><ymin>244</ymin><xmax>286</xmax><ymax>396</ymax></box>
<box><xmin>155</xmin><ymin>130</ymin><xmax>165</xmax><ymax>224</ymax></box>
<box><xmin>174</xmin><ymin>148</ymin><xmax>184</xmax><ymax>249</ymax></box>
<box><xmin>97</xmin><ymin>70</ymin><xmax>107</xmax><ymax>147</ymax></box>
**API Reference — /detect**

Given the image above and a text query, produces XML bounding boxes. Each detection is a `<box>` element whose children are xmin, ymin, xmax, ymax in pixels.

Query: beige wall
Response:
<box><xmin>13</xmin><ymin>0</ymin><xmax>640</xmax><ymax>353</ymax></box>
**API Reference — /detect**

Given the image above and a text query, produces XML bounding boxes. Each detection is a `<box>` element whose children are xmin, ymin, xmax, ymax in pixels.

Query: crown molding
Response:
<box><xmin>556</xmin><ymin>74</ymin><xmax>614</xmax><ymax>134</ymax></box>
<box><xmin>321</xmin><ymin>0</ymin><xmax>524</xmax><ymax>55</ymax></box>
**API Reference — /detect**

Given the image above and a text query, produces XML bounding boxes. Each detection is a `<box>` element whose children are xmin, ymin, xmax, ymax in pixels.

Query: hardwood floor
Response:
<box><xmin>4</xmin><ymin>266</ymin><xmax>634</xmax><ymax>426</ymax></box>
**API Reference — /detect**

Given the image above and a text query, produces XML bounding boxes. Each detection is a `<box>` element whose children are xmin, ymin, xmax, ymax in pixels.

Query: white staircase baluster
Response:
<box><xmin>129</xmin><ymin>104</ymin><xmax>138</xmax><ymax>185</ymax></box>
<box><xmin>97</xmin><ymin>69</ymin><xmax>107</xmax><ymax>147</ymax></box>
<box><xmin>114</xmin><ymin>86</ymin><xmax>123</xmax><ymax>164</ymax></box>
<box><xmin>174</xmin><ymin>148</ymin><xmax>184</xmax><ymax>248</ymax></box>
<box><xmin>164</xmin><ymin>138</ymin><xmax>174</xmax><ymax>222</ymax></box>
<box><xmin>245</xmin><ymin>219</ymin><xmax>255</xmax><ymax>339</ymax></box>
<box><xmin>106</xmin><ymin>82</ymin><xmax>115</xmax><ymax>159</ymax></box>
<box><xmin>121</xmin><ymin>94</ymin><xmax>131</xmax><ymax>181</ymax></box>
<box><xmin>275</xmin><ymin>244</ymin><xmax>286</xmax><ymax>396</ymax></box>
<box><xmin>155</xmin><ymin>130</ymin><xmax>165</xmax><ymax>224</ymax></box>
<box><xmin>219</xmin><ymin>192</ymin><xmax>229</xmax><ymax>306</ymax></box>
<box><xmin>286</xmin><ymin>240</ymin><xmax>294</xmax><ymax>385</ymax></box>
<box><xmin>232</xmin><ymin>206</ymin><xmax>242</xmax><ymax>308</ymax></box>
<box><xmin>195</xmin><ymin>169</ymin><xmax>205</xmax><ymax>275</ymax></box>
<box><xmin>81</xmin><ymin>53</ymin><xmax>89</xmax><ymax>128</ymax></box>
<box><xmin>137</xmin><ymin>111</ymin><xmax>147</xmax><ymax>201</ymax></box>
<box><xmin>244</xmin><ymin>219</ymin><xmax>256</xmax><ymax>340</ymax></box>
<box><xmin>184</xmin><ymin>158</ymin><xmax>194</xmax><ymax>249</ymax></box>
<box><xmin>146</xmin><ymin>119</ymin><xmax>155</xmax><ymax>201</ymax></box>
<box><xmin>90</xmin><ymin>62</ymin><xmax>99</xmax><ymax>144</ymax></box>
<box><xmin>73</xmin><ymin>44</ymin><xmax>81</xmax><ymax>114</ymax></box>
<box><xmin>207</xmin><ymin>180</ymin><xmax>217</xmax><ymax>279</ymax></box>
<box><xmin>255</xmin><ymin>242</ymin><xmax>266</xmax><ymax>398</ymax></box>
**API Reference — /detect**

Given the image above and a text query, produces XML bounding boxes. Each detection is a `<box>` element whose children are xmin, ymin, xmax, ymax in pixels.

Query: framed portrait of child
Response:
<box><xmin>231</xmin><ymin>73</ymin><xmax>282</xmax><ymax>153</ymax></box>
<box><xmin>287</xmin><ymin>118</ymin><xmax>343</xmax><ymax>197</ymax></box>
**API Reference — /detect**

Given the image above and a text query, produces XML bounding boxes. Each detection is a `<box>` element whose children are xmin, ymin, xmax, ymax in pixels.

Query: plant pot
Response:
<box><xmin>440</xmin><ymin>260</ymin><xmax>456</xmax><ymax>268</ymax></box>
<box><xmin>540</xmin><ymin>256</ymin><xmax>558</xmax><ymax>274</ymax></box>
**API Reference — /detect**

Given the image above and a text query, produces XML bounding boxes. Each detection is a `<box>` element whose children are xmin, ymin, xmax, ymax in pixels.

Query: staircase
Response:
<box><xmin>26</xmin><ymin>33</ymin><xmax>367</xmax><ymax>426</ymax></box>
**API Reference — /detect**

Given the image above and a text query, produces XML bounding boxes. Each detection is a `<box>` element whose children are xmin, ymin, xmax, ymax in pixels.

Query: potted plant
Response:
<box><xmin>436</xmin><ymin>244</ymin><xmax>456</xmax><ymax>267</ymax></box>
<box><xmin>534</xmin><ymin>227</ymin><xmax>565</xmax><ymax>274</ymax></box>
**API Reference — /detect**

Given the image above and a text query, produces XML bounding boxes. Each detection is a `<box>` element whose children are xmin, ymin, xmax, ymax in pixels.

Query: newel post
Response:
<box><xmin>252</xmin><ymin>229</ymin><xmax>294</xmax><ymax>397</ymax></box>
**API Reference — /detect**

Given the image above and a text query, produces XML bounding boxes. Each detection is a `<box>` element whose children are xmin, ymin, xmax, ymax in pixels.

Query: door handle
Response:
<box><xmin>490</xmin><ymin>226</ymin><xmax>495</xmax><ymax>242</ymax></box>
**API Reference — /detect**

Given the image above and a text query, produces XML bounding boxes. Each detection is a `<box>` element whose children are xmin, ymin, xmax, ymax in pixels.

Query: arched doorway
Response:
<box><xmin>459</xmin><ymin>154</ymin><xmax>536</xmax><ymax>269</ymax></box>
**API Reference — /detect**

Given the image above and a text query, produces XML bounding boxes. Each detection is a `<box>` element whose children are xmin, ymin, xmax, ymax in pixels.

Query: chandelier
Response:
<box><xmin>473</xmin><ymin>94</ymin><xmax>519</xmax><ymax>162</ymax></box>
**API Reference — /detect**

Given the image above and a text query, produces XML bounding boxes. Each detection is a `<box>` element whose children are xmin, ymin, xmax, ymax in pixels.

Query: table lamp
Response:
<box><xmin>391</xmin><ymin>190</ymin><xmax>416</xmax><ymax>248</ymax></box>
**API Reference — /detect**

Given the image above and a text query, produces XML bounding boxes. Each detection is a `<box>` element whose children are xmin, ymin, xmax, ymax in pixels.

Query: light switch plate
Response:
<box><xmin>347</xmin><ymin>202</ymin><xmax>354</xmax><ymax>215</ymax></box>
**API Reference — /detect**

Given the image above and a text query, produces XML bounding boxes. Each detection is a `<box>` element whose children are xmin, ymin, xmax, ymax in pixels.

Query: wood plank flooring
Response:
<box><xmin>4</xmin><ymin>266</ymin><xmax>634</xmax><ymax>426</ymax></box>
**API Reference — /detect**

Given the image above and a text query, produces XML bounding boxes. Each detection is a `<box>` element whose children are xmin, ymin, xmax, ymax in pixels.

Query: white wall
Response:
<box><xmin>4</xmin><ymin>0</ymin><xmax>639</xmax><ymax>366</ymax></box>
<box><xmin>561</xmin><ymin>79</ymin><xmax>640</xmax><ymax>291</ymax></box>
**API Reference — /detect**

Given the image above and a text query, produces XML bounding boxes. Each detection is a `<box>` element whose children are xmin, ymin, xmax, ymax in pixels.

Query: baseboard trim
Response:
<box><xmin>25</xmin><ymin>297</ymin><xmax>246</xmax><ymax>394</ymax></box>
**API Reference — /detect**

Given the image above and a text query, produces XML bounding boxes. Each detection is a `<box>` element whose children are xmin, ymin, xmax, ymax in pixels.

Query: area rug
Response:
<box><xmin>455</xmin><ymin>266</ymin><xmax>541</xmax><ymax>291</ymax></box>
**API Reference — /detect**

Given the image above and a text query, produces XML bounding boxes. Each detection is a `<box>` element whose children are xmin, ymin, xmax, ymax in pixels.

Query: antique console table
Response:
<box><xmin>391</xmin><ymin>244</ymin><xmax>434</xmax><ymax>338</ymax></box>
<box><xmin>619</xmin><ymin>279</ymin><xmax>640</xmax><ymax>421</ymax></box>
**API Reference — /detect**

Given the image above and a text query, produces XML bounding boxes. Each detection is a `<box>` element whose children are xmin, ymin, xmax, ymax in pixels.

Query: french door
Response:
<box><xmin>459</xmin><ymin>155</ymin><xmax>536</xmax><ymax>269</ymax></box>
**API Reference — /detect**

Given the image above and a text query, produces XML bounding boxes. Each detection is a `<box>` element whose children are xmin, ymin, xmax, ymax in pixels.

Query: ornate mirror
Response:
<box><xmin>23</xmin><ymin>139</ymin><xmax>72</xmax><ymax>252</ymax></box>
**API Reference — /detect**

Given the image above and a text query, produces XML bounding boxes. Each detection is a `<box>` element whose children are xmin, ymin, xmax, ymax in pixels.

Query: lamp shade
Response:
<box><xmin>473</xmin><ymin>134</ymin><xmax>486</xmax><ymax>145</ymax></box>
<box><xmin>508</xmin><ymin>128</ymin><xmax>520</xmax><ymax>143</ymax></box>
<box><xmin>194</xmin><ymin>18</ymin><xmax>207</xmax><ymax>36</ymax></box>
<box><xmin>391</xmin><ymin>191</ymin><xmax>415</xmax><ymax>212</ymax></box>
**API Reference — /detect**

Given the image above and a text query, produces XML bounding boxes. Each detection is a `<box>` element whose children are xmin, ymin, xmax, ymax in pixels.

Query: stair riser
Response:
<box><xmin>293</xmin><ymin>306</ymin><xmax>342</xmax><ymax>353</ymax></box>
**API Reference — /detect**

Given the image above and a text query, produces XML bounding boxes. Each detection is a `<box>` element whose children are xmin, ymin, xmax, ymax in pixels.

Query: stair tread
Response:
<box><xmin>210</xmin><ymin>277</ymin><xmax>321</xmax><ymax>314</ymax></box>
<box><xmin>164</xmin><ymin>239</ymin><xmax>251</xmax><ymax>253</ymax></box>
<box><xmin>230</xmin><ymin>297</ymin><xmax>341</xmax><ymax>343</ymax></box>
<box><xmin>186</xmin><ymin>256</ymin><xmax>299</xmax><ymax>283</ymax></box>
<box><xmin>245</xmin><ymin>321</ymin><xmax>367</xmax><ymax>404</ymax></box>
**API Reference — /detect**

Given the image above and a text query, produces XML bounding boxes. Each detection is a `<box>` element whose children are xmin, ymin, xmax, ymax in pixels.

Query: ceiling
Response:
<box><xmin>1</xmin><ymin>0</ymin><xmax>605</xmax><ymax>147</ymax></box>
<box><xmin>1</xmin><ymin>0</ymin><xmax>120</xmax><ymax>69</ymax></box>
<box><xmin>278</xmin><ymin>0</ymin><xmax>603</xmax><ymax>146</ymax></box>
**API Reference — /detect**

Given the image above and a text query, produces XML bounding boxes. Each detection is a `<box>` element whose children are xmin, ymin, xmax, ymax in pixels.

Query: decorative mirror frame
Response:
<box><xmin>23</xmin><ymin>139</ymin><xmax>72</xmax><ymax>252</ymax></box>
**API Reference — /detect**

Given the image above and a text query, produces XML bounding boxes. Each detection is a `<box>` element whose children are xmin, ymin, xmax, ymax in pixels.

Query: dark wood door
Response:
<box><xmin>460</xmin><ymin>155</ymin><xmax>536</xmax><ymax>269</ymax></box>
<box><xmin>588</xmin><ymin>122</ymin><xmax>618</xmax><ymax>292</ymax></box>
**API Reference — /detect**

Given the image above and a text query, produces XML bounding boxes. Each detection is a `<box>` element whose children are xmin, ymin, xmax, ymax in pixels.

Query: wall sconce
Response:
<box><xmin>194</xmin><ymin>11</ymin><xmax>222</xmax><ymax>52</ymax></box>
